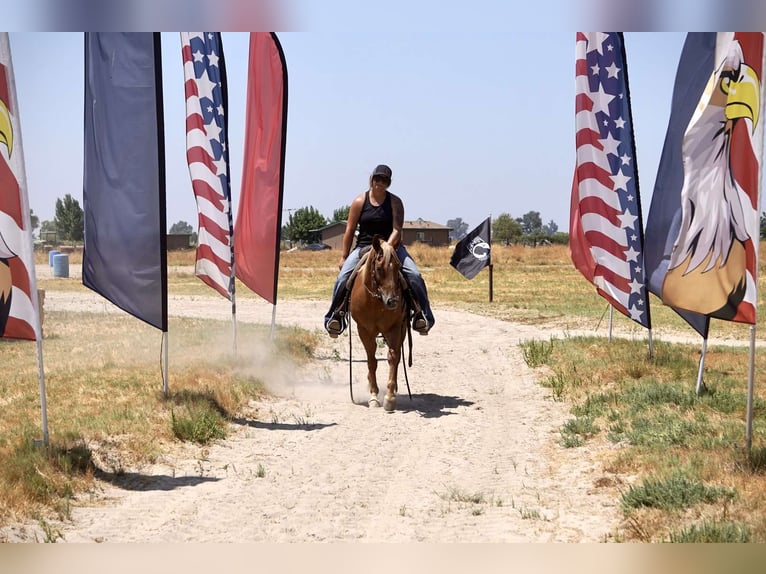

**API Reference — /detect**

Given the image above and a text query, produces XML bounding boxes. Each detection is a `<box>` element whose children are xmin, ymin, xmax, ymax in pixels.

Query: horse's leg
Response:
<box><xmin>358</xmin><ymin>327</ymin><xmax>380</xmax><ymax>407</ymax></box>
<box><xmin>383</xmin><ymin>333</ymin><xmax>402</xmax><ymax>412</ymax></box>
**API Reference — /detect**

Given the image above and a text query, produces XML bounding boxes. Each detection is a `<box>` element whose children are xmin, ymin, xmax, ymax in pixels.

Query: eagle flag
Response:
<box><xmin>450</xmin><ymin>217</ymin><xmax>491</xmax><ymax>280</ymax></box>
<box><xmin>181</xmin><ymin>32</ymin><xmax>234</xmax><ymax>300</ymax></box>
<box><xmin>83</xmin><ymin>33</ymin><xmax>168</xmax><ymax>331</ymax></box>
<box><xmin>0</xmin><ymin>33</ymin><xmax>39</xmax><ymax>341</ymax></box>
<box><xmin>234</xmin><ymin>33</ymin><xmax>288</xmax><ymax>305</ymax></box>
<box><xmin>644</xmin><ymin>32</ymin><xmax>765</xmax><ymax>336</ymax></box>
<box><xmin>570</xmin><ymin>32</ymin><xmax>652</xmax><ymax>329</ymax></box>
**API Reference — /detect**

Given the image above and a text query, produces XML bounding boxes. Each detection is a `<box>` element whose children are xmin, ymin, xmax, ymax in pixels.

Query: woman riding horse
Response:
<box><xmin>324</xmin><ymin>164</ymin><xmax>435</xmax><ymax>337</ymax></box>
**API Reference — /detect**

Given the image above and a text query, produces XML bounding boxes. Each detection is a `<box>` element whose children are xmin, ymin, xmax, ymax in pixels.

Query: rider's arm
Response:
<box><xmin>388</xmin><ymin>194</ymin><xmax>404</xmax><ymax>249</ymax></box>
<box><xmin>339</xmin><ymin>195</ymin><xmax>364</xmax><ymax>268</ymax></box>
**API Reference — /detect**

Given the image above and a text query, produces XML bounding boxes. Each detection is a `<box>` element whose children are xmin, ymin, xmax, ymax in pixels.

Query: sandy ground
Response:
<box><xmin>2</xmin><ymin>280</ymin><xmax>640</xmax><ymax>544</ymax></box>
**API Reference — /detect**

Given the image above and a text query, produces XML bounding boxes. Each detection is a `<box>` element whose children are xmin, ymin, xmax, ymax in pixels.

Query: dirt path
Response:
<box><xmin>4</xmin><ymin>291</ymin><xmax>626</xmax><ymax>543</ymax></box>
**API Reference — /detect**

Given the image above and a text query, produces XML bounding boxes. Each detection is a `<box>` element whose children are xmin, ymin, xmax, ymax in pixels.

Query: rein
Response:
<box><xmin>364</xmin><ymin>245</ymin><xmax>402</xmax><ymax>302</ymax></box>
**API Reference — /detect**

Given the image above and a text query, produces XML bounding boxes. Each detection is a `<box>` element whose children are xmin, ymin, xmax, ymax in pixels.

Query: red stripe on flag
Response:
<box><xmin>579</xmin><ymin>196</ymin><xmax>620</xmax><ymax>227</ymax></box>
<box><xmin>575</xmin><ymin>93</ymin><xmax>593</xmax><ymax>113</ymax></box>
<box><xmin>197</xmin><ymin>274</ymin><xmax>231</xmax><ymax>299</ymax></box>
<box><xmin>576</xmin><ymin>161</ymin><xmax>614</xmax><ymax>191</ymax></box>
<box><xmin>186</xmin><ymin>145</ymin><xmax>217</xmax><ymax>174</ymax></box>
<box><xmin>191</xmin><ymin>179</ymin><xmax>224</xmax><ymax>211</ymax></box>
<box><xmin>184</xmin><ymin>78</ymin><xmax>199</xmax><ymax>99</ymax></box>
<box><xmin>576</xmin><ymin>127</ymin><xmax>602</xmax><ymax>150</ymax></box>
<box><xmin>584</xmin><ymin>229</ymin><xmax>625</xmax><ymax>258</ymax></box>
<box><xmin>185</xmin><ymin>113</ymin><xmax>204</xmax><ymax>133</ymax></box>
<box><xmin>195</xmin><ymin>242</ymin><xmax>231</xmax><ymax>277</ymax></box>
<box><xmin>8</xmin><ymin>255</ymin><xmax>30</xmax><ymax>299</ymax></box>
<box><xmin>198</xmin><ymin>212</ymin><xmax>230</xmax><ymax>245</ymax></box>
<box><xmin>595</xmin><ymin>266</ymin><xmax>630</xmax><ymax>292</ymax></box>
<box><xmin>0</xmin><ymin>159</ymin><xmax>22</xmax><ymax>227</ymax></box>
<box><xmin>3</xmin><ymin>316</ymin><xmax>35</xmax><ymax>340</ymax></box>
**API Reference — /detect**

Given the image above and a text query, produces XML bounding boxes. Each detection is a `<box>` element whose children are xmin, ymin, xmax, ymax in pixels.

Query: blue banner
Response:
<box><xmin>82</xmin><ymin>33</ymin><xmax>167</xmax><ymax>331</ymax></box>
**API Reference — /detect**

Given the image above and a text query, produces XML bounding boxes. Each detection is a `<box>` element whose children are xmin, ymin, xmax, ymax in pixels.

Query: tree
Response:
<box><xmin>332</xmin><ymin>205</ymin><xmax>350</xmax><ymax>223</ymax></box>
<box><xmin>446</xmin><ymin>217</ymin><xmax>469</xmax><ymax>242</ymax></box>
<box><xmin>542</xmin><ymin>219</ymin><xmax>558</xmax><ymax>236</ymax></box>
<box><xmin>169</xmin><ymin>220</ymin><xmax>194</xmax><ymax>234</ymax></box>
<box><xmin>282</xmin><ymin>206</ymin><xmax>327</xmax><ymax>243</ymax></box>
<box><xmin>29</xmin><ymin>209</ymin><xmax>39</xmax><ymax>235</ymax></box>
<box><xmin>54</xmin><ymin>193</ymin><xmax>84</xmax><ymax>243</ymax></box>
<box><xmin>517</xmin><ymin>211</ymin><xmax>543</xmax><ymax>235</ymax></box>
<box><xmin>492</xmin><ymin>213</ymin><xmax>522</xmax><ymax>245</ymax></box>
<box><xmin>761</xmin><ymin>212</ymin><xmax>766</xmax><ymax>239</ymax></box>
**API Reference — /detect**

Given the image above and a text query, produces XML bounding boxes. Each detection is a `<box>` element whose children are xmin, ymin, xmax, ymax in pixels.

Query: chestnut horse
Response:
<box><xmin>349</xmin><ymin>236</ymin><xmax>407</xmax><ymax>411</ymax></box>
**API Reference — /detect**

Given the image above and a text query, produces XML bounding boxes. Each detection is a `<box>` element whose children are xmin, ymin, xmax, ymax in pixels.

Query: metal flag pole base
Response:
<box><xmin>162</xmin><ymin>331</ymin><xmax>169</xmax><ymax>398</ymax></box>
<box><xmin>695</xmin><ymin>337</ymin><xmax>708</xmax><ymax>396</ymax></box>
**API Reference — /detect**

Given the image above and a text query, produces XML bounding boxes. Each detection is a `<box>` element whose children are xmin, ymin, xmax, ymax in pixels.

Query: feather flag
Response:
<box><xmin>82</xmin><ymin>33</ymin><xmax>168</xmax><ymax>331</ymax></box>
<box><xmin>181</xmin><ymin>32</ymin><xmax>234</xmax><ymax>300</ymax></box>
<box><xmin>570</xmin><ymin>32</ymin><xmax>651</xmax><ymax>329</ymax></box>
<box><xmin>0</xmin><ymin>33</ymin><xmax>39</xmax><ymax>341</ymax></box>
<box><xmin>234</xmin><ymin>32</ymin><xmax>287</xmax><ymax>305</ymax></box>
<box><xmin>644</xmin><ymin>32</ymin><xmax>765</xmax><ymax>336</ymax></box>
<box><xmin>450</xmin><ymin>217</ymin><xmax>491</xmax><ymax>280</ymax></box>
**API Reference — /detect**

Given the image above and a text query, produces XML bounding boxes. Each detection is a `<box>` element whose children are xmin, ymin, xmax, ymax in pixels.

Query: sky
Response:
<box><xmin>8</xmin><ymin>30</ymin><xmax>694</xmax><ymax>236</ymax></box>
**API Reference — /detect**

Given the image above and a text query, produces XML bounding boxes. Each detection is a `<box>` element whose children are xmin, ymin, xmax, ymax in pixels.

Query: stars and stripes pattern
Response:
<box><xmin>570</xmin><ymin>32</ymin><xmax>651</xmax><ymax>329</ymax></box>
<box><xmin>0</xmin><ymin>34</ymin><xmax>38</xmax><ymax>340</ymax></box>
<box><xmin>181</xmin><ymin>32</ymin><xmax>234</xmax><ymax>300</ymax></box>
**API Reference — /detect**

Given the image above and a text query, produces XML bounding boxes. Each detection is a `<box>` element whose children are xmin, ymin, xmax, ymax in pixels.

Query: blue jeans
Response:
<box><xmin>324</xmin><ymin>245</ymin><xmax>435</xmax><ymax>330</ymax></box>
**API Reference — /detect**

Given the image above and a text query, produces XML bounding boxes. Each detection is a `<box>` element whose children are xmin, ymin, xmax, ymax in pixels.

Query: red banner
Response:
<box><xmin>234</xmin><ymin>32</ymin><xmax>287</xmax><ymax>305</ymax></box>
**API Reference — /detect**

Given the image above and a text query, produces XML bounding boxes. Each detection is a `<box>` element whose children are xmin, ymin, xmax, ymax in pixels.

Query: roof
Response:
<box><xmin>403</xmin><ymin>218</ymin><xmax>452</xmax><ymax>230</ymax></box>
<box><xmin>309</xmin><ymin>221</ymin><xmax>347</xmax><ymax>233</ymax></box>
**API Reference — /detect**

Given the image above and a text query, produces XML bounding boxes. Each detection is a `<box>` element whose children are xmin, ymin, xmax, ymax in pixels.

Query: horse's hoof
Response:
<box><xmin>383</xmin><ymin>396</ymin><xmax>396</xmax><ymax>412</ymax></box>
<box><xmin>368</xmin><ymin>397</ymin><xmax>381</xmax><ymax>408</ymax></box>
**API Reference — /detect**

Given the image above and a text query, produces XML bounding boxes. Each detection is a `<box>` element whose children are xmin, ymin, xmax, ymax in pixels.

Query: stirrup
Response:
<box><xmin>326</xmin><ymin>316</ymin><xmax>343</xmax><ymax>338</ymax></box>
<box><xmin>412</xmin><ymin>313</ymin><xmax>429</xmax><ymax>335</ymax></box>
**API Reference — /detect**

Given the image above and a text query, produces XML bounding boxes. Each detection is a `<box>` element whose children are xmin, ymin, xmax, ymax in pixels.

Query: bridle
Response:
<box><xmin>365</xmin><ymin>244</ymin><xmax>402</xmax><ymax>302</ymax></box>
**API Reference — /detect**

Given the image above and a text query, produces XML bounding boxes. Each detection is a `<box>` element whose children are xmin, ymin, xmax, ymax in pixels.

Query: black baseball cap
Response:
<box><xmin>372</xmin><ymin>164</ymin><xmax>392</xmax><ymax>178</ymax></box>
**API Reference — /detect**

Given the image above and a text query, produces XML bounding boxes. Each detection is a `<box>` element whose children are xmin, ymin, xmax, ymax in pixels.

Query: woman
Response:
<box><xmin>324</xmin><ymin>164</ymin><xmax>435</xmax><ymax>337</ymax></box>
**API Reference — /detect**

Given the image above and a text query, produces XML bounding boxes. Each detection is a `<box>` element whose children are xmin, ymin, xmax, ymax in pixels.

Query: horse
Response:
<box><xmin>349</xmin><ymin>235</ymin><xmax>407</xmax><ymax>411</ymax></box>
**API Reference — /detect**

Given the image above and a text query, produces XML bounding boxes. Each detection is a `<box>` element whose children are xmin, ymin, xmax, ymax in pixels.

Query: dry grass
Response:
<box><xmin>0</xmin><ymin>292</ymin><xmax>318</xmax><ymax>528</ymax></box>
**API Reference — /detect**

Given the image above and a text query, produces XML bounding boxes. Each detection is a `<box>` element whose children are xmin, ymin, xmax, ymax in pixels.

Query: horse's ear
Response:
<box><xmin>372</xmin><ymin>235</ymin><xmax>381</xmax><ymax>252</ymax></box>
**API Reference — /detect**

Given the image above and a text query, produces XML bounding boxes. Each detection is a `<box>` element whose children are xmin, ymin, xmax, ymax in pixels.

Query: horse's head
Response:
<box><xmin>369</xmin><ymin>235</ymin><xmax>402</xmax><ymax>311</ymax></box>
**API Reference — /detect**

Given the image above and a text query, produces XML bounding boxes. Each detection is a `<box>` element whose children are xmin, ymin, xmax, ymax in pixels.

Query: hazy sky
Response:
<box><xmin>9</xmin><ymin>30</ymin><xmax>696</xmax><ymax>235</ymax></box>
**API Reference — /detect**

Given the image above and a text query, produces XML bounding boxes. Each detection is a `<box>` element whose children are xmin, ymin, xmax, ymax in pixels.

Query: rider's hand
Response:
<box><xmin>338</xmin><ymin>256</ymin><xmax>346</xmax><ymax>270</ymax></box>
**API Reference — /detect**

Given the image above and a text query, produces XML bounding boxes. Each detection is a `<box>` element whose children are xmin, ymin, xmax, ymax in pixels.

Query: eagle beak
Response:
<box><xmin>725</xmin><ymin>63</ymin><xmax>760</xmax><ymax>129</ymax></box>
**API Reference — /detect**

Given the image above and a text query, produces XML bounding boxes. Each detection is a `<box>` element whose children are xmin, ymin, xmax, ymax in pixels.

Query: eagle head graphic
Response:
<box><xmin>662</xmin><ymin>38</ymin><xmax>761</xmax><ymax>320</ymax></box>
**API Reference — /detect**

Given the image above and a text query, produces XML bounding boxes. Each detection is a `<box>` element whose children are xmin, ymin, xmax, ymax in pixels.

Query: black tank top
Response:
<box><xmin>355</xmin><ymin>191</ymin><xmax>393</xmax><ymax>249</ymax></box>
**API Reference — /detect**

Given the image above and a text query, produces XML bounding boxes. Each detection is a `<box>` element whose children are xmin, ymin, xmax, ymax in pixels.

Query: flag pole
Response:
<box><xmin>488</xmin><ymin>214</ymin><xmax>493</xmax><ymax>302</ymax></box>
<box><xmin>746</xmin><ymin>325</ymin><xmax>757</xmax><ymax>451</ymax></box>
<box><xmin>695</xmin><ymin>337</ymin><xmax>708</xmax><ymax>396</ymax></box>
<box><xmin>9</xmin><ymin>29</ymin><xmax>50</xmax><ymax>445</ymax></box>
<box><xmin>608</xmin><ymin>305</ymin><xmax>613</xmax><ymax>343</ymax></box>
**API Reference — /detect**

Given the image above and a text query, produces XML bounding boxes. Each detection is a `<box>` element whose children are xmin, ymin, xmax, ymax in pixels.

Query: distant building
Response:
<box><xmin>310</xmin><ymin>221</ymin><xmax>346</xmax><ymax>250</ymax></box>
<box><xmin>167</xmin><ymin>233</ymin><xmax>194</xmax><ymax>250</ymax></box>
<box><xmin>402</xmin><ymin>219</ymin><xmax>451</xmax><ymax>247</ymax></box>
<box><xmin>312</xmin><ymin>218</ymin><xmax>451</xmax><ymax>249</ymax></box>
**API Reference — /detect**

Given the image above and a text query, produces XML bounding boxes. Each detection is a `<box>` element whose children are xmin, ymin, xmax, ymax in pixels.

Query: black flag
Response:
<box><xmin>450</xmin><ymin>217</ymin><xmax>491</xmax><ymax>280</ymax></box>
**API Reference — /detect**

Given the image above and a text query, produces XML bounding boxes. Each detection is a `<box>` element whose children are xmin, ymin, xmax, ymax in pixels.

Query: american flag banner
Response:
<box><xmin>570</xmin><ymin>32</ymin><xmax>651</xmax><ymax>329</ymax></box>
<box><xmin>181</xmin><ymin>32</ymin><xmax>234</xmax><ymax>300</ymax></box>
<box><xmin>0</xmin><ymin>33</ymin><xmax>40</xmax><ymax>341</ymax></box>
